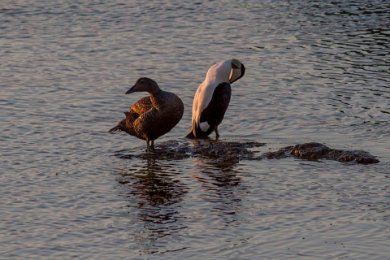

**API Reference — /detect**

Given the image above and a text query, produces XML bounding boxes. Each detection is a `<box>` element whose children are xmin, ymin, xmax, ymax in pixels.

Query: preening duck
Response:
<box><xmin>186</xmin><ymin>59</ymin><xmax>245</xmax><ymax>139</ymax></box>
<box><xmin>109</xmin><ymin>77</ymin><xmax>184</xmax><ymax>150</ymax></box>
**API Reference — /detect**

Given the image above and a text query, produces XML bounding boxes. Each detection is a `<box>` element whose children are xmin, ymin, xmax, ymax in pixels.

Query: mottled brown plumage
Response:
<box><xmin>109</xmin><ymin>78</ymin><xmax>184</xmax><ymax>150</ymax></box>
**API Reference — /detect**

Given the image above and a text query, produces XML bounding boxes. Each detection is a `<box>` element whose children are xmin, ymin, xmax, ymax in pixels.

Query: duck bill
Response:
<box><xmin>125</xmin><ymin>85</ymin><xmax>136</xmax><ymax>94</ymax></box>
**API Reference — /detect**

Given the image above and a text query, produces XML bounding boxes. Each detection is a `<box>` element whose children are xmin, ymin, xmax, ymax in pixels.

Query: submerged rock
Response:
<box><xmin>192</xmin><ymin>140</ymin><xmax>263</xmax><ymax>159</ymax></box>
<box><xmin>115</xmin><ymin>139</ymin><xmax>264</xmax><ymax>164</ymax></box>
<box><xmin>114</xmin><ymin>140</ymin><xmax>379</xmax><ymax>164</ymax></box>
<box><xmin>190</xmin><ymin>140</ymin><xmax>264</xmax><ymax>167</ymax></box>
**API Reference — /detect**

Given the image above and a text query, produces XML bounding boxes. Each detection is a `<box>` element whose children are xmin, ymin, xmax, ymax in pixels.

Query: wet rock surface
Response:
<box><xmin>115</xmin><ymin>140</ymin><xmax>379</xmax><ymax>164</ymax></box>
<box><xmin>263</xmin><ymin>142</ymin><xmax>380</xmax><ymax>164</ymax></box>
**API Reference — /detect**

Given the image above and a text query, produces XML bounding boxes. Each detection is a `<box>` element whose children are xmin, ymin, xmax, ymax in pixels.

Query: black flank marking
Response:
<box><xmin>196</xmin><ymin>82</ymin><xmax>231</xmax><ymax>137</ymax></box>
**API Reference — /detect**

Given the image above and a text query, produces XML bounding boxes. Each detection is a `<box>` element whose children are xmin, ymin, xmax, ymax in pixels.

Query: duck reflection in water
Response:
<box><xmin>116</xmin><ymin>157</ymin><xmax>188</xmax><ymax>253</ymax></box>
<box><xmin>191</xmin><ymin>139</ymin><xmax>246</xmax><ymax>225</ymax></box>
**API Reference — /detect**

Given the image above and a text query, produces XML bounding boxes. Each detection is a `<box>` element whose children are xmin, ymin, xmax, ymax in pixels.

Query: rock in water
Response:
<box><xmin>264</xmin><ymin>142</ymin><xmax>379</xmax><ymax>164</ymax></box>
<box><xmin>114</xmin><ymin>140</ymin><xmax>379</xmax><ymax>164</ymax></box>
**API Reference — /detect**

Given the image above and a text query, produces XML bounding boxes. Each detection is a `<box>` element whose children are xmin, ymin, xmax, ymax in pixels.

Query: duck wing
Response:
<box><xmin>187</xmin><ymin>82</ymin><xmax>231</xmax><ymax>138</ymax></box>
<box><xmin>109</xmin><ymin>96</ymin><xmax>153</xmax><ymax>138</ymax></box>
<box><xmin>129</xmin><ymin>96</ymin><xmax>153</xmax><ymax>116</ymax></box>
<box><xmin>134</xmin><ymin>92</ymin><xmax>184</xmax><ymax>141</ymax></box>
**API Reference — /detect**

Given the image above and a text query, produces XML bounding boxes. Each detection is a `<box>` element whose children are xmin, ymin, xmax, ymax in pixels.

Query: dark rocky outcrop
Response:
<box><xmin>114</xmin><ymin>140</ymin><xmax>379</xmax><ymax>164</ymax></box>
<box><xmin>263</xmin><ymin>142</ymin><xmax>379</xmax><ymax>164</ymax></box>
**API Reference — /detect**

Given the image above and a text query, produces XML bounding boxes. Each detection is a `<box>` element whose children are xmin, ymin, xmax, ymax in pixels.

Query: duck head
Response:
<box><xmin>229</xmin><ymin>59</ymin><xmax>245</xmax><ymax>83</ymax></box>
<box><xmin>126</xmin><ymin>77</ymin><xmax>160</xmax><ymax>94</ymax></box>
<box><xmin>205</xmin><ymin>59</ymin><xmax>245</xmax><ymax>84</ymax></box>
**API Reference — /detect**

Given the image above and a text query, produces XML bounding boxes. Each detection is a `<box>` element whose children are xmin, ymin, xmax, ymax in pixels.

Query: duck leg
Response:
<box><xmin>215</xmin><ymin>126</ymin><xmax>220</xmax><ymax>139</ymax></box>
<box><xmin>146</xmin><ymin>140</ymin><xmax>150</xmax><ymax>151</ymax></box>
<box><xmin>145</xmin><ymin>140</ymin><xmax>155</xmax><ymax>151</ymax></box>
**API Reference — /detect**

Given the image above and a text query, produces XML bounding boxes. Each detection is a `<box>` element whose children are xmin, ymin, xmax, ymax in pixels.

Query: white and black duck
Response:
<box><xmin>187</xmin><ymin>59</ymin><xmax>245</xmax><ymax>139</ymax></box>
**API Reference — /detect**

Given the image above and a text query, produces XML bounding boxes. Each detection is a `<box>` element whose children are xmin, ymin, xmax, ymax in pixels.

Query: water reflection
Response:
<box><xmin>191</xmin><ymin>140</ymin><xmax>245</xmax><ymax>225</ymax></box>
<box><xmin>115</xmin><ymin>157</ymin><xmax>187</xmax><ymax>253</ymax></box>
<box><xmin>192</xmin><ymin>157</ymin><xmax>240</xmax><ymax>187</ymax></box>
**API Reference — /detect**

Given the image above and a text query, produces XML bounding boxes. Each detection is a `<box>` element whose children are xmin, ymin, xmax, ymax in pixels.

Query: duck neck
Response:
<box><xmin>148</xmin><ymin>84</ymin><xmax>161</xmax><ymax>96</ymax></box>
<box><xmin>149</xmin><ymin>87</ymin><xmax>167</xmax><ymax>109</ymax></box>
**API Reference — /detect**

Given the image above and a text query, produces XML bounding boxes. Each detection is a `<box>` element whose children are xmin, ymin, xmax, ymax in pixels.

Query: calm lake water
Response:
<box><xmin>1</xmin><ymin>0</ymin><xmax>389</xmax><ymax>259</ymax></box>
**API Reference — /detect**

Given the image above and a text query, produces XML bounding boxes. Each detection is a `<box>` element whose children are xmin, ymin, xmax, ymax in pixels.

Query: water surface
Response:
<box><xmin>1</xmin><ymin>0</ymin><xmax>389</xmax><ymax>259</ymax></box>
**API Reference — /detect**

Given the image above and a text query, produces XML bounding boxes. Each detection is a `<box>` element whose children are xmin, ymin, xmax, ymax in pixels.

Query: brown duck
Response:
<box><xmin>109</xmin><ymin>77</ymin><xmax>184</xmax><ymax>150</ymax></box>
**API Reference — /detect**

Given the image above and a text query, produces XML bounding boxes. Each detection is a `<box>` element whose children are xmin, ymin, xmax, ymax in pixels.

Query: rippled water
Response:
<box><xmin>1</xmin><ymin>0</ymin><xmax>389</xmax><ymax>258</ymax></box>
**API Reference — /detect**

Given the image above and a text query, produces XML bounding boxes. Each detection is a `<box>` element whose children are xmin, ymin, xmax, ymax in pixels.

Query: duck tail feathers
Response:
<box><xmin>109</xmin><ymin>124</ymin><xmax>122</xmax><ymax>133</ymax></box>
